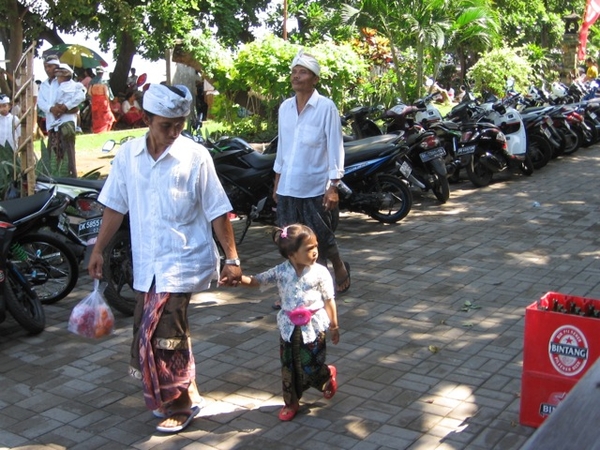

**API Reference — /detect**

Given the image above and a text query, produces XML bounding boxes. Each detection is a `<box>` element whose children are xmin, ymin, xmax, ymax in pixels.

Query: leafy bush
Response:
<box><xmin>467</xmin><ymin>47</ymin><xmax>533</xmax><ymax>96</ymax></box>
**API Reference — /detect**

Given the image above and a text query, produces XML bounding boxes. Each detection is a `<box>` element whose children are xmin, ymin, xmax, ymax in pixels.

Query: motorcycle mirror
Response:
<box><xmin>425</xmin><ymin>78</ymin><xmax>434</xmax><ymax>87</ymax></box>
<box><xmin>102</xmin><ymin>140</ymin><xmax>116</xmax><ymax>153</ymax></box>
<box><xmin>506</xmin><ymin>77</ymin><xmax>515</xmax><ymax>89</ymax></box>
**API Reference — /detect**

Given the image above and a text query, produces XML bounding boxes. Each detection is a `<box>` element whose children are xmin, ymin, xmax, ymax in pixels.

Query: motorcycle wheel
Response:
<box><xmin>432</xmin><ymin>174</ymin><xmax>450</xmax><ymax>203</ymax></box>
<box><xmin>527</xmin><ymin>134</ymin><xmax>553</xmax><ymax>170</ymax></box>
<box><xmin>4</xmin><ymin>264</ymin><xmax>45</xmax><ymax>334</ymax></box>
<box><xmin>582</xmin><ymin>120</ymin><xmax>599</xmax><ymax>147</ymax></box>
<box><xmin>520</xmin><ymin>154</ymin><xmax>534</xmax><ymax>176</ymax></box>
<box><xmin>367</xmin><ymin>175</ymin><xmax>412</xmax><ymax>223</ymax></box>
<box><xmin>466</xmin><ymin>154</ymin><xmax>493</xmax><ymax>187</ymax></box>
<box><xmin>560</xmin><ymin>127</ymin><xmax>580</xmax><ymax>155</ymax></box>
<box><xmin>13</xmin><ymin>233</ymin><xmax>79</xmax><ymax>304</ymax></box>
<box><xmin>102</xmin><ymin>229</ymin><xmax>135</xmax><ymax>316</ymax></box>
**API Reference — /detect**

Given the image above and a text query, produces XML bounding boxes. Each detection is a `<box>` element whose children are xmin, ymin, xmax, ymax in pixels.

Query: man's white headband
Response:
<box><xmin>291</xmin><ymin>50</ymin><xmax>320</xmax><ymax>77</ymax></box>
<box><xmin>143</xmin><ymin>84</ymin><xmax>192</xmax><ymax>118</ymax></box>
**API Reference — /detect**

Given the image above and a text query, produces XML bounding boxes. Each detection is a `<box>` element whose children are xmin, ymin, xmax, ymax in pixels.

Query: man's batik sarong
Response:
<box><xmin>130</xmin><ymin>287</ymin><xmax>195</xmax><ymax>410</ymax></box>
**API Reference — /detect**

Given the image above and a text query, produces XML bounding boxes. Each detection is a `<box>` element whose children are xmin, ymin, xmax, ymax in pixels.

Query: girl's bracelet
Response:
<box><xmin>330</xmin><ymin>326</ymin><xmax>339</xmax><ymax>330</ymax></box>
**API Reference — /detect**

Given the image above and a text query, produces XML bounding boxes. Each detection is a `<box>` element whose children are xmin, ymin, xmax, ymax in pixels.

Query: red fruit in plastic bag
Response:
<box><xmin>68</xmin><ymin>280</ymin><xmax>115</xmax><ymax>339</ymax></box>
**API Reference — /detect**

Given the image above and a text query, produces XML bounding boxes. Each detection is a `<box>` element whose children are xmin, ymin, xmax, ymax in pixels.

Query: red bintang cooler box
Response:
<box><xmin>520</xmin><ymin>292</ymin><xmax>600</xmax><ymax>428</ymax></box>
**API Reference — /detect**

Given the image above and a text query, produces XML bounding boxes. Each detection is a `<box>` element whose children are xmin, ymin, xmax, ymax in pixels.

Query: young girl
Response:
<box><xmin>227</xmin><ymin>223</ymin><xmax>340</xmax><ymax>421</ymax></box>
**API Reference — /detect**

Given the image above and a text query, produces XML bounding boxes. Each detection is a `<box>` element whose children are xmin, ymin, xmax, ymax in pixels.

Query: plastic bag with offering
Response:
<box><xmin>68</xmin><ymin>280</ymin><xmax>115</xmax><ymax>338</ymax></box>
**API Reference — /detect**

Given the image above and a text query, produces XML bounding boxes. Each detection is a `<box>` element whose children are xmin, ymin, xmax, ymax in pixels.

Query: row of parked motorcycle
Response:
<box><xmin>3</xmin><ymin>77</ymin><xmax>599</xmax><ymax>334</ymax></box>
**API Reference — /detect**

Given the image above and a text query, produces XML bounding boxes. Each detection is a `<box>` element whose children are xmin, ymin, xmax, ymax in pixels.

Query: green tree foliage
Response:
<box><xmin>266</xmin><ymin>0</ymin><xmax>355</xmax><ymax>45</ymax></box>
<box><xmin>0</xmin><ymin>0</ymin><xmax>271</xmax><ymax>94</ymax></box>
<box><xmin>467</xmin><ymin>47</ymin><xmax>532</xmax><ymax>96</ymax></box>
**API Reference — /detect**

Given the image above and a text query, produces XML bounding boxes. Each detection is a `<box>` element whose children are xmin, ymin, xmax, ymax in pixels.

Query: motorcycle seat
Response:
<box><xmin>430</xmin><ymin>121</ymin><xmax>461</xmax><ymax>131</ymax></box>
<box><xmin>344</xmin><ymin>135</ymin><xmax>400</xmax><ymax>165</ymax></box>
<box><xmin>242</xmin><ymin>151</ymin><xmax>276</xmax><ymax>170</ymax></box>
<box><xmin>37</xmin><ymin>175</ymin><xmax>106</xmax><ymax>191</ymax></box>
<box><xmin>0</xmin><ymin>189</ymin><xmax>55</xmax><ymax>223</ymax></box>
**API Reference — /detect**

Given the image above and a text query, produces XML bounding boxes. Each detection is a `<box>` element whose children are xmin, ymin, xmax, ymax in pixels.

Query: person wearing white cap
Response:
<box><xmin>273</xmin><ymin>50</ymin><xmax>350</xmax><ymax>295</ymax></box>
<box><xmin>88</xmin><ymin>83</ymin><xmax>242</xmax><ymax>434</ymax></box>
<box><xmin>0</xmin><ymin>95</ymin><xmax>20</xmax><ymax>152</ymax></box>
<box><xmin>37</xmin><ymin>55</ymin><xmax>85</xmax><ymax>177</ymax></box>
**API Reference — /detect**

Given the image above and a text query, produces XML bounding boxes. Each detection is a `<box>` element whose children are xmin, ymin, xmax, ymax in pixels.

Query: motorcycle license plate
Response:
<box><xmin>419</xmin><ymin>147</ymin><xmax>446</xmax><ymax>162</ymax></box>
<box><xmin>58</xmin><ymin>213</ymin><xmax>70</xmax><ymax>234</ymax></box>
<box><xmin>78</xmin><ymin>217</ymin><xmax>102</xmax><ymax>239</ymax></box>
<box><xmin>399</xmin><ymin>161</ymin><xmax>412</xmax><ymax>178</ymax></box>
<box><xmin>544</xmin><ymin>117</ymin><xmax>553</xmax><ymax>126</ymax></box>
<box><xmin>542</xmin><ymin>127</ymin><xmax>552</xmax><ymax>138</ymax></box>
<box><xmin>456</xmin><ymin>145</ymin><xmax>476</xmax><ymax>156</ymax></box>
<box><xmin>590</xmin><ymin>111</ymin><xmax>597</xmax><ymax>119</ymax></box>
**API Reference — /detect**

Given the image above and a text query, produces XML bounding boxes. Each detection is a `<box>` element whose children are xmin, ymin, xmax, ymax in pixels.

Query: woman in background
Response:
<box><xmin>88</xmin><ymin>66</ymin><xmax>115</xmax><ymax>133</ymax></box>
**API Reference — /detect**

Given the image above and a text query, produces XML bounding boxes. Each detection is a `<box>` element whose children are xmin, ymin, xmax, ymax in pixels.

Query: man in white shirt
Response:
<box><xmin>0</xmin><ymin>95</ymin><xmax>20</xmax><ymax>151</ymax></box>
<box><xmin>273</xmin><ymin>51</ymin><xmax>350</xmax><ymax>295</ymax></box>
<box><xmin>88</xmin><ymin>83</ymin><xmax>242</xmax><ymax>434</ymax></box>
<box><xmin>37</xmin><ymin>56</ymin><xmax>85</xmax><ymax>177</ymax></box>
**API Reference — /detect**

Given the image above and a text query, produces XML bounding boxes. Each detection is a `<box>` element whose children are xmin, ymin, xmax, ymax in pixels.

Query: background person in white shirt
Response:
<box><xmin>37</xmin><ymin>56</ymin><xmax>85</xmax><ymax>177</ymax></box>
<box><xmin>88</xmin><ymin>83</ymin><xmax>242</xmax><ymax>434</ymax></box>
<box><xmin>0</xmin><ymin>95</ymin><xmax>20</xmax><ymax>151</ymax></box>
<box><xmin>273</xmin><ymin>51</ymin><xmax>351</xmax><ymax>297</ymax></box>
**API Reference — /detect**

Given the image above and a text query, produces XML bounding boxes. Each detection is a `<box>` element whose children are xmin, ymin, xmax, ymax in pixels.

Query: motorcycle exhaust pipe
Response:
<box><xmin>408</xmin><ymin>174</ymin><xmax>427</xmax><ymax>189</ymax></box>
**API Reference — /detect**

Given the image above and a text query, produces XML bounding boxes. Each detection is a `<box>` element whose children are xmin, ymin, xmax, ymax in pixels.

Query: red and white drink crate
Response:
<box><xmin>520</xmin><ymin>292</ymin><xmax>600</xmax><ymax>428</ymax></box>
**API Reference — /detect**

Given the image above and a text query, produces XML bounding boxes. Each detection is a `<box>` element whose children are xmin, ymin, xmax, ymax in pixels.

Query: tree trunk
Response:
<box><xmin>109</xmin><ymin>31</ymin><xmax>136</xmax><ymax>97</ymax></box>
<box><xmin>0</xmin><ymin>0</ymin><xmax>23</xmax><ymax>95</ymax></box>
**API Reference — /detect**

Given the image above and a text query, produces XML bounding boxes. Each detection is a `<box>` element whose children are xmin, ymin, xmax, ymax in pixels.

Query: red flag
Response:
<box><xmin>579</xmin><ymin>0</ymin><xmax>600</xmax><ymax>60</ymax></box>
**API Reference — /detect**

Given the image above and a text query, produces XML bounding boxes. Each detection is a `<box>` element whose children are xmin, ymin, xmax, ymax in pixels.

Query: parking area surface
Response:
<box><xmin>1</xmin><ymin>147</ymin><xmax>600</xmax><ymax>450</ymax></box>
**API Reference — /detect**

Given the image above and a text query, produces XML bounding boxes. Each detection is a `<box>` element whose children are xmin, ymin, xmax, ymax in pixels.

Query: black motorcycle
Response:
<box><xmin>338</xmin><ymin>135</ymin><xmax>413</xmax><ymax>222</ymax></box>
<box><xmin>0</xmin><ymin>213</ymin><xmax>45</xmax><ymax>334</ymax></box>
<box><xmin>383</xmin><ymin>104</ymin><xmax>450</xmax><ymax>203</ymax></box>
<box><xmin>340</xmin><ymin>105</ymin><xmax>384</xmax><ymax>141</ymax></box>
<box><xmin>0</xmin><ymin>187</ymin><xmax>85</xmax><ymax>305</ymax></box>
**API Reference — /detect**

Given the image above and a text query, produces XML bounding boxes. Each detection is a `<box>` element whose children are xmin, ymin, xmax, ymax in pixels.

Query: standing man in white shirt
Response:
<box><xmin>273</xmin><ymin>50</ymin><xmax>351</xmax><ymax>296</ymax></box>
<box><xmin>88</xmin><ymin>83</ymin><xmax>242</xmax><ymax>434</ymax></box>
<box><xmin>37</xmin><ymin>56</ymin><xmax>85</xmax><ymax>177</ymax></box>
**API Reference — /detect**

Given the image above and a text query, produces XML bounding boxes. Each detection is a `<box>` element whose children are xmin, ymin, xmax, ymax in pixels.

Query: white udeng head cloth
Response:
<box><xmin>57</xmin><ymin>63</ymin><xmax>74</xmax><ymax>75</ymax></box>
<box><xmin>291</xmin><ymin>50</ymin><xmax>320</xmax><ymax>77</ymax></box>
<box><xmin>143</xmin><ymin>84</ymin><xmax>192</xmax><ymax>118</ymax></box>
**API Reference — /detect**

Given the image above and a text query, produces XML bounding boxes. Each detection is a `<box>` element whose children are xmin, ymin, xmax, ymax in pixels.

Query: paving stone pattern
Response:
<box><xmin>1</xmin><ymin>148</ymin><xmax>600</xmax><ymax>450</ymax></box>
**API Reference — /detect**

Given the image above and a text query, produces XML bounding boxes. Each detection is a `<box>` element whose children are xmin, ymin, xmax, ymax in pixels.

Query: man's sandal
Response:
<box><xmin>152</xmin><ymin>397</ymin><xmax>206</xmax><ymax>419</ymax></box>
<box><xmin>336</xmin><ymin>262</ymin><xmax>351</xmax><ymax>294</ymax></box>
<box><xmin>156</xmin><ymin>405</ymin><xmax>200</xmax><ymax>433</ymax></box>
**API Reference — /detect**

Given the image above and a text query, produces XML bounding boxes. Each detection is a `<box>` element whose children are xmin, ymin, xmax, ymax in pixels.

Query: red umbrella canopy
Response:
<box><xmin>42</xmin><ymin>44</ymin><xmax>109</xmax><ymax>69</ymax></box>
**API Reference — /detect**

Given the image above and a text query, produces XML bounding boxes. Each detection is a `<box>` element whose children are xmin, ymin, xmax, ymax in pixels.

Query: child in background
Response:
<box><xmin>0</xmin><ymin>95</ymin><xmax>20</xmax><ymax>151</ymax></box>
<box><xmin>223</xmin><ymin>223</ymin><xmax>340</xmax><ymax>421</ymax></box>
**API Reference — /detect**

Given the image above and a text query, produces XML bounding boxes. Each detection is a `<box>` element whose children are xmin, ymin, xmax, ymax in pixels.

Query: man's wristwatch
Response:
<box><xmin>224</xmin><ymin>258</ymin><xmax>241</xmax><ymax>266</ymax></box>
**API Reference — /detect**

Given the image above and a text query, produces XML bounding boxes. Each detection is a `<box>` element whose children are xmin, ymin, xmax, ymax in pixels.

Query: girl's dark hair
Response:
<box><xmin>272</xmin><ymin>224</ymin><xmax>316</xmax><ymax>259</ymax></box>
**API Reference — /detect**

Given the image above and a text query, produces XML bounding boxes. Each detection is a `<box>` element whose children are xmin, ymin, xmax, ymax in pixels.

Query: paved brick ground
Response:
<box><xmin>1</xmin><ymin>147</ymin><xmax>600</xmax><ymax>450</ymax></box>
